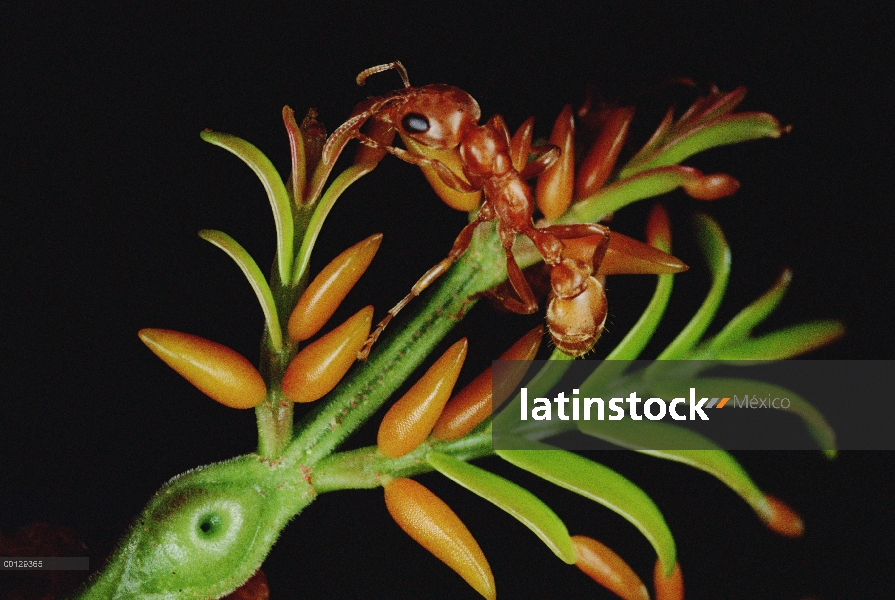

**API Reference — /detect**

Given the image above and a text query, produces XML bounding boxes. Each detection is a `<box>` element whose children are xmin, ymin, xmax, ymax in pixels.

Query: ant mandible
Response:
<box><xmin>339</xmin><ymin>62</ymin><xmax>628</xmax><ymax>358</ymax></box>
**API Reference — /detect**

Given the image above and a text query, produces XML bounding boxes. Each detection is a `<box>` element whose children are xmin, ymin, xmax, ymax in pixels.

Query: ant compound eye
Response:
<box><xmin>401</xmin><ymin>113</ymin><xmax>430</xmax><ymax>133</ymax></box>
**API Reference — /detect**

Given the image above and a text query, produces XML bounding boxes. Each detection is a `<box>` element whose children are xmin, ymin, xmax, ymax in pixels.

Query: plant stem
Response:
<box><xmin>312</xmin><ymin>426</ymin><xmax>494</xmax><ymax>493</ymax></box>
<box><xmin>256</xmin><ymin>389</ymin><xmax>294</xmax><ymax>458</ymax></box>
<box><xmin>288</xmin><ymin>225</ymin><xmax>506</xmax><ymax>466</ymax></box>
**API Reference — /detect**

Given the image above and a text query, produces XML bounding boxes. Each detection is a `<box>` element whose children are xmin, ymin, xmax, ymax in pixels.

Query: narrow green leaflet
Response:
<box><xmin>495</xmin><ymin>444</ymin><xmax>677</xmax><ymax>574</ymax></box>
<box><xmin>291</xmin><ymin>164</ymin><xmax>373</xmax><ymax>286</ymax></box>
<box><xmin>564</xmin><ymin>166</ymin><xmax>705</xmax><ymax>223</ymax></box>
<box><xmin>198</xmin><ymin>229</ymin><xmax>283</xmax><ymax>352</ymax></box>
<box><xmin>608</xmin><ymin>272</ymin><xmax>674</xmax><ymax>362</ymax></box>
<box><xmin>625</xmin><ymin>88</ymin><xmax>747</xmax><ymax>172</ymax></box>
<box><xmin>715</xmin><ymin>320</ymin><xmax>845</xmax><ymax>361</ymax></box>
<box><xmin>619</xmin><ymin>112</ymin><xmax>785</xmax><ymax>179</ymax></box>
<box><xmin>704</xmin><ymin>269</ymin><xmax>792</xmax><ymax>353</ymax></box>
<box><xmin>575</xmin><ymin>271</ymin><xmax>674</xmax><ymax>401</ymax></box>
<box><xmin>688</xmin><ymin>87</ymin><xmax>748</xmax><ymax>128</ymax></box>
<box><xmin>200</xmin><ymin>131</ymin><xmax>294</xmax><ymax>284</ymax></box>
<box><xmin>426</xmin><ymin>451</ymin><xmax>577</xmax><ymax>564</ymax></box>
<box><xmin>577</xmin><ymin>419</ymin><xmax>770</xmax><ymax>518</ymax></box>
<box><xmin>551</xmin><ymin>348</ymin><xmax>578</xmax><ymax>361</ymax></box>
<box><xmin>657</xmin><ymin>214</ymin><xmax>730</xmax><ymax>359</ymax></box>
<box><xmin>580</xmin><ymin>207</ymin><xmax>676</xmax><ymax>388</ymax></box>
<box><xmin>692</xmin><ymin>377</ymin><xmax>836</xmax><ymax>457</ymax></box>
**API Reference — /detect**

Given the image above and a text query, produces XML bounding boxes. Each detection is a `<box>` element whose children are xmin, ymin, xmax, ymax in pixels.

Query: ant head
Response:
<box><xmin>387</xmin><ymin>84</ymin><xmax>482</xmax><ymax>150</ymax></box>
<box><xmin>357</xmin><ymin>63</ymin><xmax>481</xmax><ymax>150</ymax></box>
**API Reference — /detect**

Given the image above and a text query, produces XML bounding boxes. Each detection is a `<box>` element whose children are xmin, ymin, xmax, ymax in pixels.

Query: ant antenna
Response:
<box><xmin>356</xmin><ymin>61</ymin><xmax>411</xmax><ymax>88</ymax></box>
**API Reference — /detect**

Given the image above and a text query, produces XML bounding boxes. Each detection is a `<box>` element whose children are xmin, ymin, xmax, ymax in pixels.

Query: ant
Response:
<box><xmin>338</xmin><ymin>62</ymin><xmax>677</xmax><ymax>358</ymax></box>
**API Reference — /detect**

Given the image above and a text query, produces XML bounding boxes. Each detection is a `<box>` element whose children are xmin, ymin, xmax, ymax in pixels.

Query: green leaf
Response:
<box><xmin>704</xmin><ymin>269</ymin><xmax>792</xmax><ymax>352</ymax></box>
<box><xmin>564</xmin><ymin>166</ymin><xmax>704</xmax><ymax>223</ymax></box>
<box><xmin>198</xmin><ymin>230</ymin><xmax>283</xmax><ymax>352</ymax></box>
<box><xmin>577</xmin><ymin>419</ymin><xmax>770</xmax><ymax>519</ymax></box>
<box><xmin>200</xmin><ymin>131</ymin><xmax>294</xmax><ymax>285</ymax></box>
<box><xmin>687</xmin><ymin>87</ymin><xmax>748</xmax><ymax>128</ymax></box>
<box><xmin>685</xmin><ymin>377</ymin><xmax>837</xmax><ymax>458</ymax></box>
<box><xmin>610</xmin><ymin>274</ymin><xmax>675</xmax><ymax>362</ymax></box>
<box><xmin>715</xmin><ymin>320</ymin><xmax>845</xmax><ymax>361</ymax></box>
<box><xmin>291</xmin><ymin>164</ymin><xmax>373</xmax><ymax>286</ymax></box>
<box><xmin>496</xmin><ymin>444</ymin><xmax>676</xmax><ymax>574</ymax></box>
<box><xmin>550</xmin><ymin>348</ymin><xmax>578</xmax><ymax>361</ymax></box>
<box><xmin>619</xmin><ymin>112</ymin><xmax>785</xmax><ymax>179</ymax></box>
<box><xmin>575</xmin><ymin>271</ymin><xmax>675</xmax><ymax>401</ymax></box>
<box><xmin>624</xmin><ymin>88</ymin><xmax>748</xmax><ymax>172</ymax></box>
<box><xmin>657</xmin><ymin>214</ymin><xmax>730</xmax><ymax>359</ymax></box>
<box><xmin>583</xmin><ymin>206</ymin><xmax>676</xmax><ymax>389</ymax></box>
<box><xmin>426</xmin><ymin>451</ymin><xmax>577</xmax><ymax>564</ymax></box>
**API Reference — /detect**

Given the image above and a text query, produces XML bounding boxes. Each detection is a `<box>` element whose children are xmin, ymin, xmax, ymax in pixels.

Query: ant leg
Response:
<box><xmin>354</xmin><ymin>116</ymin><xmax>398</xmax><ymax>167</ymax></box>
<box><xmin>517</xmin><ymin>144</ymin><xmax>561</xmax><ymax>180</ymax></box>
<box><xmin>540</xmin><ymin>223</ymin><xmax>611</xmax><ymax>265</ymax></box>
<box><xmin>357</xmin><ymin>218</ymin><xmax>485</xmax><ymax>360</ymax></box>
<box><xmin>323</xmin><ymin>112</ymin><xmax>375</xmax><ymax>166</ymax></box>
<box><xmin>321</xmin><ymin>94</ymin><xmax>406</xmax><ymax>167</ymax></box>
<box><xmin>303</xmin><ymin>111</ymin><xmax>375</xmax><ymax>203</ymax></box>
<box><xmin>491</xmin><ymin>249</ymin><xmax>540</xmax><ymax>314</ymax></box>
<box><xmin>487</xmin><ymin>224</ymin><xmax>540</xmax><ymax>315</ymax></box>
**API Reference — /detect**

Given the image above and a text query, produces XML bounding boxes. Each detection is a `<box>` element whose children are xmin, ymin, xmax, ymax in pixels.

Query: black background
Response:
<box><xmin>3</xmin><ymin>2</ymin><xmax>892</xmax><ymax>599</ymax></box>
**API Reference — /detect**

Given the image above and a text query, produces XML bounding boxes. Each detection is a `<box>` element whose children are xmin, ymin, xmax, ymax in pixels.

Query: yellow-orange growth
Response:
<box><xmin>536</xmin><ymin>105</ymin><xmax>575</xmax><ymax>220</ymax></box>
<box><xmin>288</xmin><ymin>234</ymin><xmax>382</xmax><ymax>342</ymax></box>
<box><xmin>384</xmin><ymin>478</ymin><xmax>495</xmax><ymax>600</ymax></box>
<box><xmin>138</xmin><ymin>329</ymin><xmax>266</xmax><ymax>409</ymax></box>
<box><xmin>377</xmin><ymin>338</ymin><xmax>468</xmax><ymax>457</ymax></box>
<box><xmin>402</xmin><ymin>135</ymin><xmax>482</xmax><ymax>212</ymax></box>
<box><xmin>282</xmin><ymin>306</ymin><xmax>373</xmax><ymax>403</ymax></box>
<box><xmin>762</xmin><ymin>494</ymin><xmax>805</xmax><ymax>537</ymax></box>
<box><xmin>432</xmin><ymin>326</ymin><xmax>542</xmax><ymax>441</ymax></box>
<box><xmin>572</xmin><ymin>535</ymin><xmax>649</xmax><ymax>600</ymax></box>
<box><xmin>510</xmin><ymin>116</ymin><xmax>535</xmax><ymax>172</ymax></box>
<box><xmin>576</xmin><ymin>107</ymin><xmax>635</xmax><ymax>199</ymax></box>
<box><xmin>654</xmin><ymin>560</ymin><xmax>684</xmax><ymax>600</ymax></box>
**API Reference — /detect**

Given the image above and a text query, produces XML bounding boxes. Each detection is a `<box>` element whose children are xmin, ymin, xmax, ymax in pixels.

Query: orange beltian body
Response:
<box><xmin>402</xmin><ymin>135</ymin><xmax>482</xmax><ymax>212</ymax></box>
<box><xmin>572</xmin><ymin>535</ymin><xmax>649</xmax><ymax>600</ymax></box>
<box><xmin>377</xmin><ymin>338</ymin><xmax>468</xmax><ymax>457</ymax></box>
<box><xmin>138</xmin><ymin>329</ymin><xmax>266</xmax><ymax>409</ymax></box>
<box><xmin>761</xmin><ymin>494</ymin><xmax>805</xmax><ymax>537</ymax></box>
<box><xmin>509</xmin><ymin>116</ymin><xmax>535</xmax><ymax>172</ymax></box>
<box><xmin>288</xmin><ymin>234</ymin><xmax>382</xmax><ymax>342</ymax></box>
<box><xmin>282</xmin><ymin>306</ymin><xmax>373</xmax><ymax>403</ymax></box>
<box><xmin>432</xmin><ymin>326</ymin><xmax>542</xmax><ymax>441</ymax></box>
<box><xmin>576</xmin><ymin>106</ymin><xmax>635</xmax><ymax>199</ymax></box>
<box><xmin>654</xmin><ymin>560</ymin><xmax>684</xmax><ymax>600</ymax></box>
<box><xmin>384</xmin><ymin>477</ymin><xmax>495</xmax><ymax>600</ymax></box>
<box><xmin>536</xmin><ymin>105</ymin><xmax>575</xmax><ymax>220</ymax></box>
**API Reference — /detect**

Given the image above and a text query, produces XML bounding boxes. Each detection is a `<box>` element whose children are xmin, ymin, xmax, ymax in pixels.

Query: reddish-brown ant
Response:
<box><xmin>338</xmin><ymin>62</ymin><xmax>682</xmax><ymax>358</ymax></box>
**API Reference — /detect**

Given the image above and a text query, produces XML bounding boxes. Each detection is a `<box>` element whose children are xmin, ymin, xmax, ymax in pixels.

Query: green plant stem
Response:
<box><xmin>286</xmin><ymin>225</ymin><xmax>506</xmax><ymax>466</ymax></box>
<box><xmin>311</xmin><ymin>426</ymin><xmax>493</xmax><ymax>493</ymax></box>
<box><xmin>256</xmin><ymin>389</ymin><xmax>294</xmax><ymax>459</ymax></box>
